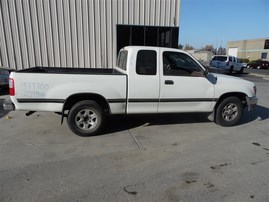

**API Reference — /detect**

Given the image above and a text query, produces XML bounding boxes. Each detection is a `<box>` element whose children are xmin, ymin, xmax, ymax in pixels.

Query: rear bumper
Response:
<box><xmin>246</xmin><ymin>96</ymin><xmax>258</xmax><ymax>111</ymax></box>
<box><xmin>3</xmin><ymin>99</ymin><xmax>15</xmax><ymax>111</ymax></box>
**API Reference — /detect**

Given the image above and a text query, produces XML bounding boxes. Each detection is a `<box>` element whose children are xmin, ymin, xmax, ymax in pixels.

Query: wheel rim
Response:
<box><xmin>222</xmin><ymin>103</ymin><xmax>238</xmax><ymax>121</ymax></box>
<box><xmin>75</xmin><ymin>109</ymin><xmax>98</xmax><ymax>131</ymax></box>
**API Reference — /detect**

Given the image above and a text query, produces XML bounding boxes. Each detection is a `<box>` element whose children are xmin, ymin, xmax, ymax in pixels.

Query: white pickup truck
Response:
<box><xmin>4</xmin><ymin>46</ymin><xmax>258</xmax><ymax>136</ymax></box>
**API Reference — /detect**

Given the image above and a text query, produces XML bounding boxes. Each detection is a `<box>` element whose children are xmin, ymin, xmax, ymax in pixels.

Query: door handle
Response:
<box><xmin>165</xmin><ymin>80</ymin><xmax>174</xmax><ymax>85</ymax></box>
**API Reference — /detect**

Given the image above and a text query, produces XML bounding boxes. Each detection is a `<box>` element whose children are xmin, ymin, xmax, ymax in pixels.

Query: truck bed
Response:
<box><xmin>17</xmin><ymin>67</ymin><xmax>124</xmax><ymax>75</ymax></box>
<box><xmin>9</xmin><ymin>66</ymin><xmax>127</xmax><ymax>114</ymax></box>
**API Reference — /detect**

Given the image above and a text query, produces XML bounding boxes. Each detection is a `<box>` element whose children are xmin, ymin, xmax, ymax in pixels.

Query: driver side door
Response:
<box><xmin>158</xmin><ymin>51</ymin><xmax>215</xmax><ymax>113</ymax></box>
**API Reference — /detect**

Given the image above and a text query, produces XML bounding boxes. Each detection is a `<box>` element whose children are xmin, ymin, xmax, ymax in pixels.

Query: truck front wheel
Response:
<box><xmin>67</xmin><ymin>100</ymin><xmax>104</xmax><ymax>136</ymax></box>
<box><xmin>229</xmin><ymin>66</ymin><xmax>234</xmax><ymax>74</ymax></box>
<box><xmin>215</xmin><ymin>97</ymin><xmax>243</xmax><ymax>127</ymax></box>
<box><xmin>236</xmin><ymin>67</ymin><xmax>244</xmax><ymax>74</ymax></box>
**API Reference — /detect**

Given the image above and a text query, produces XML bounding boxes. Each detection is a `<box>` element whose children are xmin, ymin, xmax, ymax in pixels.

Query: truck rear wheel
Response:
<box><xmin>67</xmin><ymin>100</ymin><xmax>103</xmax><ymax>136</ymax></box>
<box><xmin>215</xmin><ymin>97</ymin><xmax>243</xmax><ymax>127</ymax></box>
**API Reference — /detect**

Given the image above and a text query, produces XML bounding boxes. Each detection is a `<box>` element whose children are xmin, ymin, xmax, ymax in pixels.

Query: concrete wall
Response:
<box><xmin>227</xmin><ymin>38</ymin><xmax>269</xmax><ymax>61</ymax></box>
<box><xmin>192</xmin><ymin>51</ymin><xmax>213</xmax><ymax>62</ymax></box>
<box><xmin>186</xmin><ymin>50</ymin><xmax>213</xmax><ymax>62</ymax></box>
<box><xmin>0</xmin><ymin>0</ymin><xmax>180</xmax><ymax>70</ymax></box>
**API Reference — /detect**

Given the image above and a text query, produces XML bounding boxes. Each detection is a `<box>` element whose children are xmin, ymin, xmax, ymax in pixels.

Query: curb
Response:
<box><xmin>249</xmin><ymin>73</ymin><xmax>269</xmax><ymax>80</ymax></box>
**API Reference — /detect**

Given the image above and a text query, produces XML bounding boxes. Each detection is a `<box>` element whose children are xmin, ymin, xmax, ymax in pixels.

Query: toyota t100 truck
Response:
<box><xmin>4</xmin><ymin>46</ymin><xmax>258</xmax><ymax>136</ymax></box>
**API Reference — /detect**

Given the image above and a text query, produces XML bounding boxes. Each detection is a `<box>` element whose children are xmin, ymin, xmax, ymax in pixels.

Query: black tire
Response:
<box><xmin>236</xmin><ymin>67</ymin><xmax>244</xmax><ymax>74</ymax></box>
<box><xmin>215</xmin><ymin>97</ymin><xmax>243</xmax><ymax>127</ymax></box>
<box><xmin>229</xmin><ymin>66</ymin><xmax>234</xmax><ymax>74</ymax></box>
<box><xmin>67</xmin><ymin>100</ymin><xmax>104</xmax><ymax>136</ymax></box>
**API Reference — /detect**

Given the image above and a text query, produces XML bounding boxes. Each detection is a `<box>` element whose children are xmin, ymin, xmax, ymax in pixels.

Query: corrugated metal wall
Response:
<box><xmin>0</xmin><ymin>0</ymin><xmax>180</xmax><ymax>70</ymax></box>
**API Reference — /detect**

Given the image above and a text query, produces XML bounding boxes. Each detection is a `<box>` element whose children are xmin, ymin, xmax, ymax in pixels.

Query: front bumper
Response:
<box><xmin>246</xmin><ymin>96</ymin><xmax>258</xmax><ymax>111</ymax></box>
<box><xmin>3</xmin><ymin>99</ymin><xmax>15</xmax><ymax>111</ymax></box>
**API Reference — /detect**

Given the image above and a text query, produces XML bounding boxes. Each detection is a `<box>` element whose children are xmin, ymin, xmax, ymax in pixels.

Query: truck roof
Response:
<box><xmin>121</xmin><ymin>46</ymin><xmax>187</xmax><ymax>54</ymax></box>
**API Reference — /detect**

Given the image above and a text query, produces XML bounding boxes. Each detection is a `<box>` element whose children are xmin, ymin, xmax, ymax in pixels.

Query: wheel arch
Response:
<box><xmin>215</xmin><ymin>92</ymin><xmax>247</xmax><ymax>111</ymax></box>
<box><xmin>208</xmin><ymin>92</ymin><xmax>248</xmax><ymax>122</ymax></box>
<box><xmin>63</xmin><ymin>93</ymin><xmax>111</xmax><ymax>116</ymax></box>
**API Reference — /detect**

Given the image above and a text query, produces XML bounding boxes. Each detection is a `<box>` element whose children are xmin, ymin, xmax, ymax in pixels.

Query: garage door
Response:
<box><xmin>228</xmin><ymin>48</ymin><xmax>238</xmax><ymax>57</ymax></box>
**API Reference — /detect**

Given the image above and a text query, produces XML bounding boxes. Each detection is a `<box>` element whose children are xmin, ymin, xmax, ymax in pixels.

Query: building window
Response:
<box><xmin>117</xmin><ymin>25</ymin><xmax>179</xmax><ymax>54</ymax></box>
<box><xmin>261</xmin><ymin>53</ymin><xmax>267</xmax><ymax>59</ymax></box>
<box><xmin>117</xmin><ymin>26</ymin><xmax>131</xmax><ymax>55</ymax></box>
<box><xmin>145</xmin><ymin>27</ymin><xmax>158</xmax><ymax>46</ymax></box>
<box><xmin>132</xmin><ymin>26</ymin><xmax>145</xmax><ymax>46</ymax></box>
<box><xmin>136</xmin><ymin>50</ymin><xmax>157</xmax><ymax>75</ymax></box>
<box><xmin>264</xmin><ymin>40</ymin><xmax>269</xmax><ymax>49</ymax></box>
<box><xmin>159</xmin><ymin>27</ymin><xmax>172</xmax><ymax>47</ymax></box>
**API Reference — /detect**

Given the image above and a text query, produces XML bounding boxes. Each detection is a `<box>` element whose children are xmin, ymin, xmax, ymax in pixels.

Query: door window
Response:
<box><xmin>163</xmin><ymin>51</ymin><xmax>203</xmax><ymax>76</ymax></box>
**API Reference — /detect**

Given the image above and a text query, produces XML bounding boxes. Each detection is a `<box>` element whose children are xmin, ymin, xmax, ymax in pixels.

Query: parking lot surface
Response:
<box><xmin>0</xmin><ymin>71</ymin><xmax>269</xmax><ymax>202</ymax></box>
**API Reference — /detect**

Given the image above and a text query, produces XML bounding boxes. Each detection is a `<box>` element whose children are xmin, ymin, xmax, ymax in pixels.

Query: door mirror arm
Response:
<box><xmin>204</xmin><ymin>68</ymin><xmax>209</xmax><ymax>77</ymax></box>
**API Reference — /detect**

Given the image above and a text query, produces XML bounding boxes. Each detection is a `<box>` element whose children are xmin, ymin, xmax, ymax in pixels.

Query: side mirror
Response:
<box><xmin>204</xmin><ymin>68</ymin><xmax>209</xmax><ymax>77</ymax></box>
<box><xmin>206</xmin><ymin>72</ymin><xmax>217</xmax><ymax>84</ymax></box>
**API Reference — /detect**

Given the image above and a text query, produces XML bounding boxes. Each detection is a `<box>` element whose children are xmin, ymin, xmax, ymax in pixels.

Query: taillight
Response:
<box><xmin>9</xmin><ymin>78</ymin><xmax>15</xmax><ymax>96</ymax></box>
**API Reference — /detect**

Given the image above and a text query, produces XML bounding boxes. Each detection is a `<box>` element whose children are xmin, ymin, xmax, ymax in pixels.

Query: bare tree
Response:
<box><xmin>215</xmin><ymin>47</ymin><xmax>226</xmax><ymax>55</ymax></box>
<box><xmin>184</xmin><ymin>44</ymin><xmax>195</xmax><ymax>50</ymax></box>
<box><xmin>202</xmin><ymin>45</ymin><xmax>214</xmax><ymax>52</ymax></box>
<box><xmin>178</xmin><ymin>44</ymin><xmax>184</xmax><ymax>49</ymax></box>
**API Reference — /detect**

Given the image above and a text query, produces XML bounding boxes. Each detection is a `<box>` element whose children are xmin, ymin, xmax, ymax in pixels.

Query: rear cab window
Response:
<box><xmin>136</xmin><ymin>50</ymin><xmax>157</xmax><ymax>75</ymax></box>
<box><xmin>117</xmin><ymin>50</ymin><xmax>128</xmax><ymax>71</ymax></box>
<box><xmin>213</xmin><ymin>56</ymin><xmax>228</xmax><ymax>62</ymax></box>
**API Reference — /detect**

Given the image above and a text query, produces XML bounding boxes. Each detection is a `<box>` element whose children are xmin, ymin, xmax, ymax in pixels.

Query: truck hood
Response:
<box><xmin>212</xmin><ymin>73</ymin><xmax>246</xmax><ymax>82</ymax></box>
<box><xmin>210</xmin><ymin>73</ymin><xmax>256</xmax><ymax>97</ymax></box>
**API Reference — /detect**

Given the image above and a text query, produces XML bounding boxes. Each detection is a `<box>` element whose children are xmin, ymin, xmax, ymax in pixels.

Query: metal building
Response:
<box><xmin>0</xmin><ymin>0</ymin><xmax>180</xmax><ymax>70</ymax></box>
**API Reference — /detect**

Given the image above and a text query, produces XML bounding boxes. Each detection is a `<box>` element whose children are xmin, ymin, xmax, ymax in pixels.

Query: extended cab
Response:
<box><xmin>4</xmin><ymin>46</ymin><xmax>258</xmax><ymax>136</ymax></box>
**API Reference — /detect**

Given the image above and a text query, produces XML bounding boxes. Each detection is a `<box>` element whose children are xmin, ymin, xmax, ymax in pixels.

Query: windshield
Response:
<box><xmin>212</xmin><ymin>56</ymin><xmax>227</xmax><ymax>62</ymax></box>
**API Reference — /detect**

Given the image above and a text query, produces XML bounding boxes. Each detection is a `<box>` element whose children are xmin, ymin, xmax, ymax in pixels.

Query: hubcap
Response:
<box><xmin>222</xmin><ymin>103</ymin><xmax>238</xmax><ymax>121</ymax></box>
<box><xmin>75</xmin><ymin>109</ymin><xmax>98</xmax><ymax>131</ymax></box>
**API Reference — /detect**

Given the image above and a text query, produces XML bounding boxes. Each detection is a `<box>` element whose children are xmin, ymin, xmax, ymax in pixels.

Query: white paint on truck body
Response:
<box><xmin>9</xmin><ymin>46</ymin><xmax>257</xmax><ymax>116</ymax></box>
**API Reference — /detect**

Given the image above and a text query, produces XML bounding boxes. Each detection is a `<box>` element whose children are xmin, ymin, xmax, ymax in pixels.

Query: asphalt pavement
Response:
<box><xmin>0</xmin><ymin>72</ymin><xmax>268</xmax><ymax>202</ymax></box>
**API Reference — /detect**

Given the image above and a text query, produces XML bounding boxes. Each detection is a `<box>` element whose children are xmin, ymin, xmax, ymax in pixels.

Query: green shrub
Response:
<box><xmin>238</xmin><ymin>58</ymin><xmax>249</xmax><ymax>63</ymax></box>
